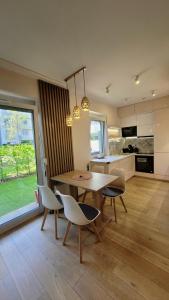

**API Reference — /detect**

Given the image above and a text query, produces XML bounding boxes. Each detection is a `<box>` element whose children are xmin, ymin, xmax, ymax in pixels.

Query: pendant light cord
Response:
<box><xmin>74</xmin><ymin>75</ymin><xmax>77</xmax><ymax>106</ymax></box>
<box><xmin>83</xmin><ymin>69</ymin><xmax>86</xmax><ymax>96</ymax></box>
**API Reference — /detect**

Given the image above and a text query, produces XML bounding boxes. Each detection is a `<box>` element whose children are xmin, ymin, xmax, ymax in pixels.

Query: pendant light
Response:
<box><xmin>72</xmin><ymin>74</ymin><xmax>80</xmax><ymax>119</ymax></box>
<box><xmin>81</xmin><ymin>68</ymin><xmax>90</xmax><ymax>111</ymax></box>
<box><xmin>66</xmin><ymin>114</ymin><xmax>73</xmax><ymax>127</ymax></box>
<box><xmin>65</xmin><ymin>81</ymin><xmax>73</xmax><ymax>127</ymax></box>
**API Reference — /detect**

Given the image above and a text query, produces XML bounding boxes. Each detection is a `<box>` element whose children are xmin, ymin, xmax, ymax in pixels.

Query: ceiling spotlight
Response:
<box><xmin>152</xmin><ymin>90</ymin><xmax>156</xmax><ymax>97</ymax></box>
<box><xmin>106</xmin><ymin>84</ymin><xmax>111</xmax><ymax>95</ymax></box>
<box><xmin>135</xmin><ymin>75</ymin><xmax>140</xmax><ymax>85</ymax></box>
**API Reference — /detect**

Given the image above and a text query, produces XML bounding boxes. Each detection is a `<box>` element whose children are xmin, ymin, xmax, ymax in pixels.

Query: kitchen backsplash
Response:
<box><xmin>109</xmin><ymin>137</ymin><xmax>154</xmax><ymax>154</ymax></box>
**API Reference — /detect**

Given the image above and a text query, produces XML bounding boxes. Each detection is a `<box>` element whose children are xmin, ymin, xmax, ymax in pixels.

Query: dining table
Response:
<box><xmin>51</xmin><ymin>170</ymin><xmax>118</xmax><ymax>231</ymax></box>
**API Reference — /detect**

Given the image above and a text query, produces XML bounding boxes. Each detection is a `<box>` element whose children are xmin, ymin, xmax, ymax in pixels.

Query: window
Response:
<box><xmin>90</xmin><ymin>120</ymin><xmax>105</xmax><ymax>155</ymax></box>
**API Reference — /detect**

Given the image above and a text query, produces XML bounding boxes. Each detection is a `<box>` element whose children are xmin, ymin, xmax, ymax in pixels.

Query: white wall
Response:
<box><xmin>0</xmin><ymin>67</ymin><xmax>39</xmax><ymax>100</ymax></box>
<box><xmin>90</xmin><ymin>100</ymin><xmax>119</xmax><ymax>127</ymax></box>
<box><xmin>70</xmin><ymin>92</ymin><xmax>119</xmax><ymax>170</ymax></box>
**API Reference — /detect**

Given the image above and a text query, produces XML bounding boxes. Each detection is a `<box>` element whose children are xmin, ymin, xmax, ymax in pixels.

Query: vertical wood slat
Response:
<box><xmin>38</xmin><ymin>80</ymin><xmax>74</xmax><ymax>182</ymax></box>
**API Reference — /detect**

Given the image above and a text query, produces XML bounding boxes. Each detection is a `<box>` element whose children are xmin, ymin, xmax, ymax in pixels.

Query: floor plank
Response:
<box><xmin>1</xmin><ymin>176</ymin><xmax>169</xmax><ymax>300</ymax></box>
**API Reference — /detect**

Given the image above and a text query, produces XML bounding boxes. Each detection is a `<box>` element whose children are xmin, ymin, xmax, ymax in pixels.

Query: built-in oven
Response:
<box><xmin>135</xmin><ymin>155</ymin><xmax>154</xmax><ymax>173</ymax></box>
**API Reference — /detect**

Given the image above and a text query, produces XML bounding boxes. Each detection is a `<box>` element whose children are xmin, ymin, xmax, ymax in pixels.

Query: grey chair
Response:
<box><xmin>55</xmin><ymin>189</ymin><xmax>101</xmax><ymax>263</ymax></box>
<box><xmin>101</xmin><ymin>169</ymin><xmax>127</xmax><ymax>222</ymax></box>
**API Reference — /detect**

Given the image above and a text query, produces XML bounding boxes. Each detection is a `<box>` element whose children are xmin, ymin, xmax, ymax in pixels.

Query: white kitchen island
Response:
<box><xmin>90</xmin><ymin>154</ymin><xmax>135</xmax><ymax>180</ymax></box>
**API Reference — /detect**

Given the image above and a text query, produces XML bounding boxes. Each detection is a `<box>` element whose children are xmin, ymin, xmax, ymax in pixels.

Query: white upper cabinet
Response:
<box><xmin>136</xmin><ymin>112</ymin><xmax>154</xmax><ymax>136</ymax></box>
<box><xmin>137</xmin><ymin>125</ymin><xmax>154</xmax><ymax>137</ymax></box>
<box><xmin>136</xmin><ymin>112</ymin><xmax>154</xmax><ymax>126</ymax></box>
<box><xmin>120</xmin><ymin>115</ymin><xmax>137</xmax><ymax>128</ymax></box>
<box><xmin>135</xmin><ymin>100</ymin><xmax>153</xmax><ymax>114</ymax></box>
<box><xmin>154</xmin><ymin>107</ymin><xmax>169</xmax><ymax>152</ymax></box>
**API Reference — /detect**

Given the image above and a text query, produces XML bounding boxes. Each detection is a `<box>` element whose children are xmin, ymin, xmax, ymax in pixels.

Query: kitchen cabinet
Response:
<box><xmin>137</xmin><ymin>124</ymin><xmax>154</xmax><ymax>137</ymax></box>
<box><xmin>90</xmin><ymin>155</ymin><xmax>135</xmax><ymax>181</ymax></box>
<box><xmin>154</xmin><ymin>107</ymin><xmax>169</xmax><ymax>152</ymax></box>
<box><xmin>154</xmin><ymin>153</ymin><xmax>169</xmax><ymax>177</ymax></box>
<box><xmin>120</xmin><ymin>156</ymin><xmax>135</xmax><ymax>180</ymax></box>
<box><xmin>154</xmin><ymin>107</ymin><xmax>169</xmax><ymax>179</ymax></box>
<box><xmin>135</xmin><ymin>100</ymin><xmax>153</xmax><ymax>114</ymax></box>
<box><xmin>136</xmin><ymin>112</ymin><xmax>154</xmax><ymax>126</ymax></box>
<box><xmin>120</xmin><ymin>111</ymin><xmax>154</xmax><ymax>135</ymax></box>
<box><xmin>136</xmin><ymin>112</ymin><xmax>154</xmax><ymax>136</ymax></box>
<box><xmin>120</xmin><ymin>115</ymin><xmax>137</xmax><ymax>128</ymax></box>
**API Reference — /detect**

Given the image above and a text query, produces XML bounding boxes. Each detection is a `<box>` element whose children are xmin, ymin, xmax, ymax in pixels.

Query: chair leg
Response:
<box><xmin>113</xmin><ymin>198</ymin><xmax>117</xmax><ymax>223</ymax></box>
<box><xmin>78</xmin><ymin>226</ymin><xmax>82</xmax><ymax>263</ymax></box>
<box><xmin>41</xmin><ymin>208</ymin><xmax>48</xmax><ymax>230</ymax></box>
<box><xmin>120</xmin><ymin>196</ymin><xmax>127</xmax><ymax>213</ymax></box>
<box><xmin>82</xmin><ymin>191</ymin><xmax>87</xmax><ymax>203</ymax></box>
<box><xmin>54</xmin><ymin>210</ymin><xmax>58</xmax><ymax>239</ymax></box>
<box><xmin>110</xmin><ymin>198</ymin><xmax>112</xmax><ymax>206</ymax></box>
<box><xmin>91</xmin><ymin>222</ymin><xmax>102</xmax><ymax>242</ymax></box>
<box><xmin>63</xmin><ymin>221</ymin><xmax>72</xmax><ymax>246</ymax></box>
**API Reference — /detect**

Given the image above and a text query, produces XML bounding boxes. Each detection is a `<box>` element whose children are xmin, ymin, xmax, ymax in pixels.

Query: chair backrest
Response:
<box><xmin>38</xmin><ymin>185</ymin><xmax>63</xmax><ymax>210</ymax></box>
<box><xmin>110</xmin><ymin>168</ymin><xmax>125</xmax><ymax>192</ymax></box>
<box><xmin>55</xmin><ymin>190</ymin><xmax>89</xmax><ymax>226</ymax></box>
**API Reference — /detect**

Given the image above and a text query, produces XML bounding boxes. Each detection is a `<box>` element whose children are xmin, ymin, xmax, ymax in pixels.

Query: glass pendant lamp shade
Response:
<box><xmin>81</xmin><ymin>96</ymin><xmax>90</xmax><ymax>111</ymax></box>
<box><xmin>81</xmin><ymin>68</ymin><xmax>90</xmax><ymax>111</ymax></box>
<box><xmin>66</xmin><ymin>114</ymin><xmax>73</xmax><ymax>126</ymax></box>
<box><xmin>72</xmin><ymin>105</ymin><xmax>80</xmax><ymax>119</ymax></box>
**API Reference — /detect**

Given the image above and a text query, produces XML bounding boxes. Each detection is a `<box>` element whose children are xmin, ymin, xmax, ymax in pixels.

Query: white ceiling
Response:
<box><xmin>1</xmin><ymin>0</ymin><xmax>169</xmax><ymax>106</ymax></box>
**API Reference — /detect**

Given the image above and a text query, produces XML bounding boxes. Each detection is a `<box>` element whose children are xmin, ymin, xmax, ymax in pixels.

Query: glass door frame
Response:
<box><xmin>0</xmin><ymin>101</ymin><xmax>43</xmax><ymax>235</ymax></box>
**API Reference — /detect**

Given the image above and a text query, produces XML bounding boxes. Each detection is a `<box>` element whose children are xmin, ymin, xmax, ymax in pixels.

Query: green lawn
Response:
<box><xmin>0</xmin><ymin>175</ymin><xmax>37</xmax><ymax>217</ymax></box>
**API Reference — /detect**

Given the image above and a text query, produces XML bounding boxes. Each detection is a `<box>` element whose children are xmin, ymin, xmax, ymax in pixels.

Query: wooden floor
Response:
<box><xmin>1</xmin><ymin>176</ymin><xmax>169</xmax><ymax>300</ymax></box>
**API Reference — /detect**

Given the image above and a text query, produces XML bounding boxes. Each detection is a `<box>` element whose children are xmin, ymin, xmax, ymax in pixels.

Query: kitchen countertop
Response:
<box><xmin>90</xmin><ymin>153</ymin><xmax>154</xmax><ymax>164</ymax></box>
<box><xmin>90</xmin><ymin>154</ymin><xmax>134</xmax><ymax>164</ymax></box>
<box><xmin>135</xmin><ymin>153</ymin><xmax>154</xmax><ymax>156</ymax></box>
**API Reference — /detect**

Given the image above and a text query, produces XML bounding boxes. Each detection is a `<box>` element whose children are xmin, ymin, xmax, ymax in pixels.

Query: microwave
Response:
<box><xmin>122</xmin><ymin>126</ymin><xmax>137</xmax><ymax>137</ymax></box>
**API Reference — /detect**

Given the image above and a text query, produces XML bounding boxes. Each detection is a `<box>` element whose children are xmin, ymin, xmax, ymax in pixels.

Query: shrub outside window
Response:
<box><xmin>90</xmin><ymin>120</ymin><xmax>105</xmax><ymax>155</ymax></box>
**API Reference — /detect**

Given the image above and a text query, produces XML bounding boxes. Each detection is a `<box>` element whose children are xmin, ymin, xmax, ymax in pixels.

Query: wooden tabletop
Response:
<box><xmin>51</xmin><ymin>170</ymin><xmax>118</xmax><ymax>192</ymax></box>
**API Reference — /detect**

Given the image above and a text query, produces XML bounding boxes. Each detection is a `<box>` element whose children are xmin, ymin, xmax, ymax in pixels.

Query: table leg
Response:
<box><xmin>69</xmin><ymin>185</ymin><xmax>78</xmax><ymax>201</ymax></box>
<box><xmin>92</xmin><ymin>191</ymin><xmax>112</xmax><ymax>232</ymax></box>
<box><xmin>93</xmin><ymin>191</ymin><xmax>105</xmax><ymax>220</ymax></box>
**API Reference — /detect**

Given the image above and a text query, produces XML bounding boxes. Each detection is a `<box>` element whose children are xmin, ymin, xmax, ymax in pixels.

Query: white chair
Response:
<box><xmin>38</xmin><ymin>185</ymin><xmax>63</xmax><ymax>239</ymax></box>
<box><xmin>55</xmin><ymin>189</ymin><xmax>101</xmax><ymax>263</ymax></box>
<box><xmin>102</xmin><ymin>169</ymin><xmax>127</xmax><ymax>223</ymax></box>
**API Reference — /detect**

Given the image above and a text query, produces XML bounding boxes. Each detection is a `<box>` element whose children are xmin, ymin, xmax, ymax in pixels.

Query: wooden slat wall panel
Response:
<box><xmin>38</xmin><ymin>80</ymin><xmax>74</xmax><ymax>182</ymax></box>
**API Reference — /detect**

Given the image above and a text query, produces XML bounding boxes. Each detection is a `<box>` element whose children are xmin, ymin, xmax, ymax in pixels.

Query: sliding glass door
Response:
<box><xmin>0</xmin><ymin>105</ymin><xmax>39</xmax><ymax>225</ymax></box>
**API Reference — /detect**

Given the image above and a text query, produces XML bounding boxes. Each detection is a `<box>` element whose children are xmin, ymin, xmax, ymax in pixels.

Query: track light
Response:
<box><xmin>152</xmin><ymin>90</ymin><xmax>156</xmax><ymax>97</ymax></box>
<box><xmin>106</xmin><ymin>84</ymin><xmax>111</xmax><ymax>95</ymax></box>
<box><xmin>135</xmin><ymin>75</ymin><xmax>140</xmax><ymax>85</ymax></box>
